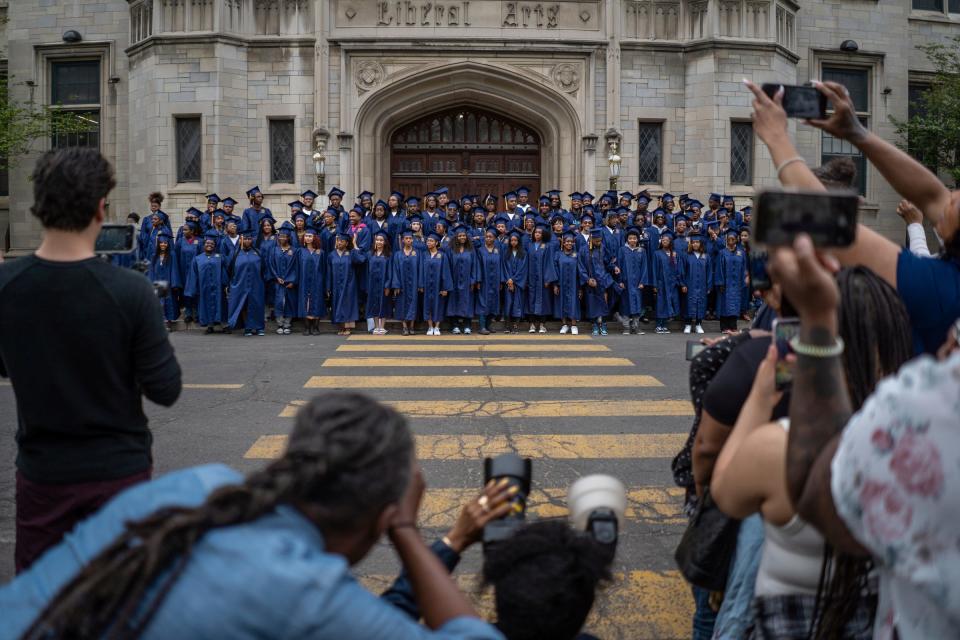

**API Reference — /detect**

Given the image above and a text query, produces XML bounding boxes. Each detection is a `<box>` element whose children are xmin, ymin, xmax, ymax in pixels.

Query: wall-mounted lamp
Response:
<box><xmin>839</xmin><ymin>40</ymin><xmax>859</xmax><ymax>52</ymax></box>
<box><xmin>62</xmin><ymin>30</ymin><xmax>83</xmax><ymax>43</ymax></box>
<box><xmin>312</xmin><ymin>151</ymin><xmax>326</xmax><ymax>194</ymax></box>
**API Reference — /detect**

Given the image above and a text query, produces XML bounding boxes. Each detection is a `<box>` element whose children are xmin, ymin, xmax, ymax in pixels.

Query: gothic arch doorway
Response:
<box><xmin>390</xmin><ymin>107</ymin><xmax>541</xmax><ymax>201</ymax></box>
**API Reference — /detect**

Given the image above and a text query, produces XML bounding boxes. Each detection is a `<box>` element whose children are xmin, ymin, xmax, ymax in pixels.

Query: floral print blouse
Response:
<box><xmin>831</xmin><ymin>351</ymin><xmax>960</xmax><ymax>640</ymax></box>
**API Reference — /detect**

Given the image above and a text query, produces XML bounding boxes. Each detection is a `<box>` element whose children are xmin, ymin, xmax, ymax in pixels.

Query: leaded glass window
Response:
<box><xmin>730</xmin><ymin>122</ymin><xmax>753</xmax><ymax>185</ymax></box>
<box><xmin>637</xmin><ymin>123</ymin><xmax>662</xmax><ymax>184</ymax></box>
<box><xmin>270</xmin><ymin>119</ymin><xmax>295</xmax><ymax>183</ymax></box>
<box><xmin>176</xmin><ymin>117</ymin><xmax>202</xmax><ymax>183</ymax></box>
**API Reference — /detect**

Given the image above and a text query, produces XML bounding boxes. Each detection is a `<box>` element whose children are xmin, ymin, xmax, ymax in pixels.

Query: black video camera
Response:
<box><xmin>482</xmin><ymin>453</ymin><xmax>532</xmax><ymax>549</ymax></box>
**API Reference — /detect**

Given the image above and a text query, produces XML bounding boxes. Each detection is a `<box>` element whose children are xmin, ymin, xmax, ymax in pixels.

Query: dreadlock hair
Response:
<box><xmin>811</xmin><ymin>157</ymin><xmax>857</xmax><ymax>190</ymax></box>
<box><xmin>24</xmin><ymin>392</ymin><xmax>413</xmax><ymax>640</ymax></box>
<box><xmin>483</xmin><ymin>519</ymin><xmax>612</xmax><ymax>640</ymax></box>
<box><xmin>810</xmin><ymin>267</ymin><xmax>912</xmax><ymax>639</ymax></box>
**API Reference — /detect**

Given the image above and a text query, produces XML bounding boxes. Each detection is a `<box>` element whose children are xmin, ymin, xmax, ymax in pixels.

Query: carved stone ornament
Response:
<box><xmin>580</xmin><ymin>9</ymin><xmax>591</xmax><ymax>22</ymax></box>
<box><xmin>551</xmin><ymin>63</ymin><xmax>581</xmax><ymax>93</ymax></box>
<box><xmin>355</xmin><ymin>60</ymin><xmax>385</xmax><ymax>92</ymax></box>
<box><xmin>344</xmin><ymin>6</ymin><xmax>357</xmax><ymax>20</ymax></box>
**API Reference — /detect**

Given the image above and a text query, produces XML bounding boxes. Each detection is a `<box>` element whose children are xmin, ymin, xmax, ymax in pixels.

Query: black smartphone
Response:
<box><xmin>762</xmin><ymin>83</ymin><xmax>827</xmax><ymax>119</ymax></box>
<box><xmin>686</xmin><ymin>340</ymin><xmax>707</xmax><ymax>361</ymax></box>
<box><xmin>771</xmin><ymin>318</ymin><xmax>800</xmax><ymax>390</ymax></box>
<box><xmin>753</xmin><ymin>189</ymin><xmax>859</xmax><ymax>248</ymax></box>
<box><xmin>95</xmin><ymin>223</ymin><xmax>138</xmax><ymax>254</ymax></box>
<box><xmin>749</xmin><ymin>251</ymin><xmax>771</xmax><ymax>290</ymax></box>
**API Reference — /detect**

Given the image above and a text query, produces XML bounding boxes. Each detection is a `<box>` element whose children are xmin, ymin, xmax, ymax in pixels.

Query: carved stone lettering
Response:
<box><xmin>376</xmin><ymin>1</ymin><xmax>393</xmax><ymax>24</ymax></box>
<box><xmin>504</xmin><ymin>3</ymin><xmax>518</xmax><ymax>26</ymax></box>
<box><xmin>373</xmin><ymin>2</ymin><xmax>475</xmax><ymax>27</ymax></box>
<box><xmin>503</xmin><ymin>3</ymin><xmax>560</xmax><ymax>28</ymax></box>
<box><xmin>421</xmin><ymin>2</ymin><xmax>432</xmax><ymax>25</ymax></box>
<box><xmin>367</xmin><ymin>1</ymin><xmax>576</xmax><ymax>29</ymax></box>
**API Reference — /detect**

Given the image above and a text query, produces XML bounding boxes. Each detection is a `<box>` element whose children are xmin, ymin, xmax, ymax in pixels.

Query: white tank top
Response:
<box><xmin>753</xmin><ymin>418</ymin><xmax>827</xmax><ymax>598</ymax></box>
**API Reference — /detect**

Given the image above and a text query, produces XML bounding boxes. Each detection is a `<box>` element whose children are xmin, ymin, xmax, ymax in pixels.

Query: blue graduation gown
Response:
<box><xmin>715</xmin><ymin>247</ymin><xmax>746</xmax><ymax>317</ymax></box>
<box><xmin>445</xmin><ymin>249</ymin><xmax>478</xmax><ymax>318</ymax></box>
<box><xmin>680</xmin><ymin>252</ymin><xmax>711</xmax><ymax>321</ymax></box>
<box><xmin>386</xmin><ymin>213</ymin><xmax>406</xmax><ymax>246</ymax></box>
<box><xmin>525</xmin><ymin>241</ymin><xmax>553</xmax><ymax>317</ymax></box>
<box><xmin>421</xmin><ymin>250</ymin><xmax>453</xmax><ymax>322</ymax></box>
<box><xmin>268</xmin><ymin>245</ymin><xmax>299</xmax><ymax>317</ymax></box>
<box><xmin>617</xmin><ymin>245</ymin><xmax>648</xmax><ymax>316</ymax></box>
<box><xmin>241</xmin><ymin>207</ymin><xmax>272</xmax><ymax>233</ymax></box>
<box><xmin>652</xmin><ymin>249</ymin><xmax>681</xmax><ymax>319</ymax></box>
<box><xmin>142</xmin><ymin>225</ymin><xmax>171</xmax><ymax>264</ymax></box>
<box><xmin>501</xmin><ymin>212</ymin><xmax>522</xmax><ymax>231</ymax></box>
<box><xmin>391</xmin><ymin>249</ymin><xmax>422</xmax><ymax>321</ymax></box>
<box><xmin>476</xmin><ymin>245</ymin><xmax>504</xmax><ymax>317</ymax></box>
<box><xmin>148</xmin><ymin>255</ymin><xmax>178</xmax><ymax>321</ymax></box>
<box><xmin>172</xmin><ymin>237</ymin><xmax>201</xmax><ymax>291</ymax></box>
<box><xmin>468</xmin><ymin>227</ymin><xmax>486</xmax><ymax>249</ymax></box>
<box><xmin>297</xmin><ymin>248</ymin><xmax>327</xmax><ymax>318</ymax></box>
<box><xmin>257</xmin><ymin>235</ymin><xmax>278</xmax><ymax>307</ymax></box>
<box><xmin>421</xmin><ymin>212</ymin><xmax>442</xmax><ymax>236</ymax></box>
<box><xmin>673</xmin><ymin>237</ymin><xmax>689</xmax><ymax>256</ymax></box>
<box><xmin>219</xmin><ymin>235</ymin><xmax>241</xmax><ymax>264</ymax></box>
<box><xmin>327</xmin><ymin>249</ymin><xmax>363</xmax><ymax>323</ymax></box>
<box><xmin>227</xmin><ymin>249</ymin><xmax>266</xmax><ymax>330</ymax></box>
<box><xmin>319</xmin><ymin>226</ymin><xmax>338</xmax><ymax>256</ymax></box>
<box><xmin>365</xmin><ymin>251</ymin><xmax>393</xmax><ymax>318</ymax></box>
<box><xmin>578</xmin><ymin>248</ymin><xmax>613</xmax><ymax>319</ymax></box>
<box><xmin>501</xmin><ymin>250</ymin><xmax>528</xmax><ymax>319</ymax></box>
<box><xmin>600</xmin><ymin>226</ymin><xmax>624</xmax><ymax>263</ymax></box>
<box><xmin>184</xmin><ymin>252</ymin><xmax>228</xmax><ymax>325</ymax></box>
<box><xmin>547</xmin><ymin>249</ymin><xmax>580</xmax><ymax>320</ymax></box>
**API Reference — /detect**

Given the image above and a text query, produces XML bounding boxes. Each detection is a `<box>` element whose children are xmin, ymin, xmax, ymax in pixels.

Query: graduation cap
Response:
<box><xmin>523</xmin><ymin>213</ymin><xmax>537</xmax><ymax>223</ymax></box>
<box><xmin>605</xmin><ymin>208</ymin><xmax>620</xmax><ymax>218</ymax></box>
<box><xmin>205</xmin><ymin>193</ymin><xmax>220</xmax><ymax>203</ymax></box>
<box><xmin>424</xmin><ymin>191</ymin><xmax>438</xmax><ymax>199</ymax></box>
<box><xmin>704</xmin><ymin>220</ymin><xmax>720</xmax><ymax>231</ymax></box>
<box><xmin>493</xmin><ymin>214</ymin><xmax>510</xmax><ymax>226</ymax></box>
<box><xmin>460</xmin><ymin>194</ymin><xmax>473</xmax><ymax>204</ymax></box>
<box><xmin>503</xmin><ymin>191</ymin><xmax>518</xmax><ymax>200</ymax></box>
<box><xmin>538</xmin><ymin>195</ymin><xmax>551</xmax><ymax>205</ymax></box>
<box><xmin>293</xmin><ymin>211</ymin><xmax>307</xmax><ymax>221</ymax></box>
<box><xmin>435</xmin><ymin>186</ymin><xmax>449</xmax><ymax>195</ymax></box>
<box><xmin>451</xmin><ymin>223</ymin><xmax>468</xmax><ymax>235</ymax></box>
<box><xmin>619</xmin><ymin>191</ymin><xmax>635</xmax><ymax>201</ymax></box>
<box><xmin>725</xmin><ymin>228</ymin><xmax>740</xmax><ymax>237</ymax></box>
<box><xmin>616</xmin><ymin>206</ymin><xmax>630</xmax><ymax>215</ymax></box>
<box><xmin>288</xmin><ymin>200</ymin><xmax>304</xmax><ymax>210</ymax></box>
<box><xmin>534</xmin><ymin>220</ymin><xmax>550</xmax><ymax>231</ymax></box>
<box><xmin>445</xmin><ymin>201</ymin><xmax>460</xmax><ymax>210</ymax></box>
<box><xmin>546</xmin><ymin>189</ymin><xmax>563</xmax><ymax>198</ymax></box>
<box><xmin>390</xmin><ymin>190</ymin><xmax>405</xmax><ymax>201</ymax></box>
<box><xmin>709</xmin><ymin>193</ymin><xmax>722</xmax><ymax>202</ymax></box>
<box><xmin>401</xmin><ymin>229</ymin><xmax>414</xmax><ymax>238</ymax></box>
<box><xmin>406</xmin><ymin>196</ymin><xmax>421</xmax><ymax>206</ymax></box>
<box><xmin>301</xmin><ymin>189</ymin><xmax>318</xmax><ymax>199</ymax></box>
<box><xmin>741</xmin><ymin>206</ymin><xmax>753</xmax><ymax>215</ymax></box>
<box><xmin>484</xmin><ymin>226</ymin><xmax>499</xmax><ymax>236</ymax></box>
<box><xmin>303</xmin><ymin>225</ymin><xmax>319</xmax><ymax>235</ymax></box>
<box><xmin>661</xmin><ymin>193</ymin><xmax>675</xmax><ymax>202</ymax></box>
<box><xmin>660</xmin><ymin>230</ymin><xmax>675</xmax><ymax>241</ymax></box>
<box><xmin>373</xmin><ymin>229</ymin><xmax>390</xmax><ymax>240</ymax></box>
<box><xmin>508</xmin><ymin>228</ymin><xmax>524</xmax><ymax>239</ymax></box>
<box><xmin>673</xmin><ymin>214</ymin><xmax>689</xmax><ymax>226</ymax></box>
<box><xmin>203</xmin><ymin>229</ymin><xmax>220</xmax><ymax>241</ymax></box>
<box><xmin>426</xmin><ymin>232</ymin><xmax>443</xmax><ymax>243</ymax></box>
<box><xmin>722</xmin><ymin>194</ymin><xmax>735</xmax><ymax>204</ymax></box>
<box><xmin>213</xmin><ymin>209</ymin><xmax>226</xmax><ymax>218</ymax></box>
<box><xmin>652</xmin><ymin>208</ymin><xmax>667</xmax><ymax>218</ymax></box>
<box><xmin>277</xmin><ymin>221</ymin><xmax>296</xmax><ymax>235</ymax></box>
<box><xmin>550</xmin><ymin>215</ymin><xmax>566</xmax><ymax>226</ymax></box>
<box><xmin>580</xmin><ymin>214</ymin><xmax>596</xmax><ymax>227</ymax></box>
<box><xmin>562</xmin><ymin>229</ymin><xmax>577</xmax><ymax>240</ymax></box>
<box><xmin>351</xmin><ymin>204</ymin><xmax>366</xmax><ymax>215</ymax></box>
<box><xmin>336</xmin><ymin>231</ymin><xmax>353</xmax><ymax>242</ymax></box>
<box><xmin>221</xmin><ymin>197</ymin><xmax>237</xmax><ymax>207</ymax></box>
<box><xmin>688</xmin><ymin>231</ymin><xmax>705</xmax><ymax>241</ymax></box>
<box><xmin>624</xmin><ymin>226</ymin><xmax>642</xmax><ymax>239</ymax></box>
<box><xmin>570</xmin><ymin>192</ymin><xmax>583</xmax><ymax>201</ymax></box>
<box><xmin>328</xmin><ymin>187</ymin><xmax>345</xmax><ymax>198</ymax></box>
<box><xmin>434</xmin><ymin>218</ymin><xmax>448</xmax><ymax>229</ymax></box>
<box><xmin>589</xmin><ymin>228</ymin><xmax>603</xmax><ymax>239</ymax></box>
<box><xmin>517</xmin><ymin>186</ymin><xmax>531</xmax><ymax>196</ymax></box>
<box><xmin>246</xmin><ymin>186</ymin><xmax>262</xmax><ymax>197</ymax></box>
<box><xmin>407</xmin><ymin>213</ymin><xmax>423</xmax><ymax>224</ymax></box>
<box><xmin>599</xmin><ymin>193</ymin><xmax>616</xmax><ymax>204</ymax></box>
<box><xmin>472</xmin><ymin>206</ymin><xmax>486</xmax><ymax>215</ymax></box>
<box><xmin>581</xmin><ymin>204</ymin><xmax>596</xmax><ymax>215</ymax></box>
<box><xmin>185</xmin><ymin>207</ymin><xmax>203</xmax><ymax>218</ymax></box>
<box><xmin>373</xmin><ymin>199</ymin><xmax>388</xmax><ymax>210</ymax></box>
<box><xmin>260</xmin><ymin>212</ymin><xmax>277</xmax><ymax>224</ymax></box>
<box><xmin>325</xmin><ymin>206</ymin><xmax>340</xmax><ymax>217</ymax></box>
<box><xmin>637</xmin><ymin>194</ymin><xmax>651</xmax><ymax>205</ymax></box>
<box><xmin>678</xmin><ymin>193</ymin><xmax>690</xmax><ymax>203</ymax></box>
<box><xmin>357</xmin><ymin>190</ymin><xmax>374</xmax><ymax>201</ymax></box>
<box><xmin>688</xmin><ymin>200</ymin><xmax>704</xmax><ymax>210</ymax></box>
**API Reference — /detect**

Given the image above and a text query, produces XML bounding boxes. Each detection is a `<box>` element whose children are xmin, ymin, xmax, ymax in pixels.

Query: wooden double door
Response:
<box><xmin>390</xmin><ymin>107</ymin><xmax>541</xmax><ymax>203</ymax></box>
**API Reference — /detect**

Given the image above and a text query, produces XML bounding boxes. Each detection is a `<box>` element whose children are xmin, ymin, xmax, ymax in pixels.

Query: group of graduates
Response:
<box><xmin>126</xmin><ymin>185</ymin><xmax>757</xmax><ymax>336</ymax></box>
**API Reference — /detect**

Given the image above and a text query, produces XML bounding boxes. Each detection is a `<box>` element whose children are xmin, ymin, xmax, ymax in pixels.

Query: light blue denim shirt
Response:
<box><xmin>0</xmin><ymin>464</ymin><xmax>503</xmax><ymax>640</ymax></box>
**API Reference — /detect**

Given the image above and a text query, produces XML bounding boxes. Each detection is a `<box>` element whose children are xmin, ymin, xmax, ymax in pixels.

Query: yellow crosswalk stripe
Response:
<box><xmin>245</xmin><ymin>433</ymin><xmax>688</xmax><ymax>460</ymax></box>
<box><xmin>358</xmin><ymin>570</ymin><xmax>691</xmax><ymax>640</ymax></box>
<box><xmin>320</xmin><ymin>356</ymin><xmax>634</xmax><ymax>367</ymax></box>
<box><xmin>335</xmin><ymin>343</ymin><xmax>611</xmax><ymax>352</ymax></box>
<box><xmin>418</xmin><ymin>487</ymin><xmax>684</xmax><ymax>528</ymax></box>
<box><xmin>348</xmin><ymin>333</ymin><xmax>592</xmax><ymax>341</ymax></box>
<box><xmin>278</xmin><ymin>399</ymin><xmax>691</xmax><ymax>418</ymax></box>
<box><xmin>304</xmin><ymin>374</ymin><xmax>664</xmax><ymax>389</ymax></box>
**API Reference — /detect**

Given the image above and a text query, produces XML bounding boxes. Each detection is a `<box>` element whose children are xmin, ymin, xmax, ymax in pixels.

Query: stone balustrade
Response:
<box><xmin>128</xmin><ymin>0</ymin><xmax>311</xmax><ymax>44</ymax></box>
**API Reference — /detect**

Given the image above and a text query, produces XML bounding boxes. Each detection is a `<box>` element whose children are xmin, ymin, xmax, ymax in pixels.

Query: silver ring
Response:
<box><xmin>478</xmin><ymin>496</ymin><xmax>490</xmax><ymax>512</ymax></box>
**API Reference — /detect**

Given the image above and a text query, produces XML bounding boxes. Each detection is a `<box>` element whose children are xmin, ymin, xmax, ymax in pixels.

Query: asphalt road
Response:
<box><xmin>0</xmin><ymin>325</ymin><xmax>702</xmax><ymax>639</ymax></box>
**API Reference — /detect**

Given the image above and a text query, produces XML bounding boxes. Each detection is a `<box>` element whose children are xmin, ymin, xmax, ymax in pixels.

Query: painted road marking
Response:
<box><xmin>417</xmin><ymin>486</ymin><xmax>685</xmax><ymax>528</ymax></box>
<box><xmin>335</xmin><ymin>343</ymin><xmax>611</xmax><ymax>352</ymax></box>
<box><xmin>182</xmin><ymin>383</ymin><xmax>245</xmax><ymax>389</ymax></box>
<box><xmin>358</xmin><ymin>570</ymin><xmax>692</xmax><ymax>640</ymax></box>
<box><xmin>245</xmin><ymin>433</ymin><xmax>688</xmax><ymax>460</ymax></box>
<box><xmin>278</xmin><ymin>399</ymin><xmax>691</xmax><ymax>418</ymax></box>
<box><xmin>320</xmin><ymin>356</ymin><xmax>634</xmax><ymax>367</ymax></box>
<box><xmin>348</xmin><ymin>333</ymin><xmax>592</xmax><ymax>341</ymax></box>
<box><xmin>304</xmin><ymin>374</ymin><xmax>664</xmax><ymax>389</ymax></box>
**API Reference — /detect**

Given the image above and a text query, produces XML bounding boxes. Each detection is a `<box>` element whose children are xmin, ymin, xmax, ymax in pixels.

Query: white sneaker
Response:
<box><xmin>571</xmin><ymin>326</ymin><xmax>579</xmax><ymax>335</ymax></box>
<box><xmin>426</xmin><ymin>327</ymin><xmax>434</xmax><ymax>336</ymax></box>
<box><xmin>434</xmin><ymin>328</ymin><xmax>442</xmax><ymax>336</ymax></box>
<box><xmin>452</xmin><ymin>327</ymin><xmax>461</xmax><ymax>334</ymax></box>
<box><xmin>464</xmin><ymin>327</ymin><xmax>472</xmax><ymax>334</ymax></box>
<box><xmin>683</xmin><ymin>325</ymin><xmax>692</xmax><ymax>334</ymax></box>
<box><xmin>276</xmin><ymin>327</ymin><xmax>284</xmax><ymax>335</ymax></box>
<box><xmin>696</xmin><ymin>325</ymin><xmax>705</xmax><ymax>334</ymax></box>
<box><xmin>283</xmin><ymin>327</ymin><xmax>292</xmax><ymax>335</ymax></box>
<box><xmin>560</xmin><ymin>324</ymin><xmax>569</xmax><ymax>334</ymax></box>
<box><xmin>538</xmin><ymin>324</ymin><xmax>547</xmax><ymax>333</ymax></box>
<box><xmin>529</xmin><ymin>324</ymin><xmax>537</xmax><ymax>333</ymax></box>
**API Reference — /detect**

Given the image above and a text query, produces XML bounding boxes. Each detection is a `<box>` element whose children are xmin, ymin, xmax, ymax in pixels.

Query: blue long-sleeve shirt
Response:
<box><xmin>0</xmin><ymin>464</ymin><xmax>503</xmax><ymax>640</ymax></box>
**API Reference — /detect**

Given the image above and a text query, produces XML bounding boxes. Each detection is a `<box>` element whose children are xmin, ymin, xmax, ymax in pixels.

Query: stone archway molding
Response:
<box><xmin>352</xmin><ymin>59</ymin><xmax>584</xmax><ymax>198</ymax></box>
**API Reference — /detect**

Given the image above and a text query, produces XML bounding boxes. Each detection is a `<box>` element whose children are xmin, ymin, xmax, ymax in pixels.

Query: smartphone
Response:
<box><xmin>95</xmin><ymin>223</ymin><xmax>138</xmax><ymax>255</ymax></box>
<box><xmin>772</xmin><ymin>318</ymin><xmax>800</xmax><ymax>390</ymax></box>
<box><xmin>753</xmin><ymin>189</ymin><xmax>859</xmax><ymax>248</ymax></box>
<box><xmin>762</xmin><ymin>83</ymin><xmax>827</xmax><ymax>119</ymax></box>
<box><xmin>686</xmin><ymin>340</ymin><xmax>707</xmax><ymax>361</ymax></box>
<box><xmin>749</xmin><ymin>251</ymin><xmax>771</xmax><ymax>290</ymax></box>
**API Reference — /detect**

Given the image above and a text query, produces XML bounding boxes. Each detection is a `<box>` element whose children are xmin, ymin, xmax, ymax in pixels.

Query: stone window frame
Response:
<box><xmin>174</xmin><ymin>115</ymin><xmax>204</xmax><ymax>184</ymax></box>
<box><xmin>34</xmin><ymin>42</ymin><xmax>115</xmax><ymax>155</ymax></box>
<box><xmin>729</xmin><ymin>120</ymin><xmax>754</xmax><ymax>186</ymax></box>
<box><xmin>910</xmin><ymin>0</ymin><xmax>960</xmax><ymax>20</ymax></box>
<box><xmin>268</xmin><ymin>117</ymin><xmax>297</xmax><ymax>185</ymax></box>
<box><xmin>812</xmin><ymin>50</ymin><xmax>883</xmax><ymax>203</ymax></box>
<box><xmin>636</xmin><ymin>120</ymin><xmax>665</xmax><ymax>188</ymax></box>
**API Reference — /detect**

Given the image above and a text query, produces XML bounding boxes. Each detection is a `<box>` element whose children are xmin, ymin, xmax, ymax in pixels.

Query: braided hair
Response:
<box><xmin>24</xmin><ymin>392</ymin><xmax>413</xmax><ymax>640</ymax></box>
<box><xmin>810</xmin><ymin>267</ymin><xmax>912</xmax><ymax>639</ymax></box>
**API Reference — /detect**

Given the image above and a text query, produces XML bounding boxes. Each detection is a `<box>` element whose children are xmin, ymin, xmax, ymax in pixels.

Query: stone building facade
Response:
<box><xmin>2</xmin><ymin>0</ymin><xmax>958</xmax><ymax>253</ymax></box>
